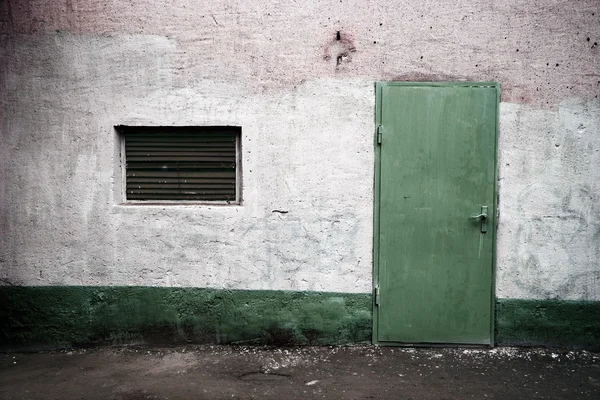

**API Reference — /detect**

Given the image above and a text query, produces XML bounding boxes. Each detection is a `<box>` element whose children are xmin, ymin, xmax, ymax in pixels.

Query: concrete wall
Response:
<box><xmin>497</xmin><ymin>101</ymin><xmax>600</xmax><ymax>301</ymax></box>
<box><xmin>1</xmin><ymin>1</ymin><xmax>599</xmax><ymax>303</ymax></box>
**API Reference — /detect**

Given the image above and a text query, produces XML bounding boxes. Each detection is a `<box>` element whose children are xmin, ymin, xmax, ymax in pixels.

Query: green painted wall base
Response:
<box><xmin>1</xmin><ymin>287</ymin><xmax>599</xmax><ymax>349</ymax></box>
<box><xmin>0</xmin><ymin>286</ymin><xmax>372</xmax><ymax>349</ymax></box>
<box><xmin>495</xmin><ymin>299</ymin><xmax>600</xmax><ymax>349</ymax></box>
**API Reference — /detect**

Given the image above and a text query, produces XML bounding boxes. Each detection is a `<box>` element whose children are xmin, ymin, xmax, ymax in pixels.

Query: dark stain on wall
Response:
<box><xmin>388</xmin><ymin>71</ymin><xmax>474</xmax><ymax>82</ymax></box>
<box><xmin>323</xmin><ymin>31</ymin><xmax>356</xmax><ymax>68</ymax></box>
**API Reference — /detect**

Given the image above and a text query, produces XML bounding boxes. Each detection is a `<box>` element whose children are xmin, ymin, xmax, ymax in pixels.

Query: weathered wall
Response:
<box><xmin>0</xmin><ymin>33</ymin><xmax>375</xmax><ymax>292</ymax></box>
<box><xmin>1</xmin><ymin>0</ymin><xmax>598</xmax><ymax>105</ymax></box>
<box><xmin>0</xmin><ymin>1</ymin><xmax>599</xmax><ymax>347</ymax></box>
<box><xmin>497</xmin><ymin>101</ymin><xmax>600</xmax><ymax>301</ymax></box>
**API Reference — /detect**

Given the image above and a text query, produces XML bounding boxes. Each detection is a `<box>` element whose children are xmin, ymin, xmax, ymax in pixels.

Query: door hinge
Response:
<box><xmin>374</xmin><ymin>285</ymin><xmax>380</xmax><ymax>306</ymax></box>
<box><xmin>376</xmin><ymin>125</ymin><xmax>383</xmax><ymax>145</ymax></box>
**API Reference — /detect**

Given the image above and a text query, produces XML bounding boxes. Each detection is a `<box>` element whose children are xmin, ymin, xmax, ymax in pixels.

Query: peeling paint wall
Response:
<box><xmin>1</xmin><ymin>1</ymin><xmax>599</xmax><ymax>302</ymax></box>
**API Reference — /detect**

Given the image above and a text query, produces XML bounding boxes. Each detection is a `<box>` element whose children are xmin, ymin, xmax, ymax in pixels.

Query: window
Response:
<box><xmin>117</xmin><ymin>126</ymin><xmax>241</xmax><ymax>203</ymax></box>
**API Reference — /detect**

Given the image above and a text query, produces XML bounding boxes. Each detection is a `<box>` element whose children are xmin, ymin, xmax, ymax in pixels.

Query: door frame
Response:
<box><xmin>372</xmin><ymin>81</ymin><xmax>501</xmax><ymax>346</ymax></box>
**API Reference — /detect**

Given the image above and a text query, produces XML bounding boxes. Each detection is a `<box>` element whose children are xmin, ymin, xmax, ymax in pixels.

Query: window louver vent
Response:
<box><xmin>119</xmin><ymin>126</ymin><xmax>239</xmax><ymax>202</ymax></box>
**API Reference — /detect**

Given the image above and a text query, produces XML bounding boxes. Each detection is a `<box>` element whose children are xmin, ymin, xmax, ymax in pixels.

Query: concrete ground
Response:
<box><xmin>1</xmin><ymin>345</ymin><xmax>599</xmax><ymax>399</ymax></box>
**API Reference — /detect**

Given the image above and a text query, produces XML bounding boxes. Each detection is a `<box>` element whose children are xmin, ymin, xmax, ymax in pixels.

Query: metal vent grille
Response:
<box><xmin>120</xmin><ymin>126</ymin><xmax>239</xmax><ymax>202</ymax></box>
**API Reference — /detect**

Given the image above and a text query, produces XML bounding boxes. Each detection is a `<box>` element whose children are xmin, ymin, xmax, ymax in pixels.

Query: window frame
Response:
<box><xmin>116</xmin><ymin>126</ymin><xmax>242</xmax><ymax>206</ymax></box>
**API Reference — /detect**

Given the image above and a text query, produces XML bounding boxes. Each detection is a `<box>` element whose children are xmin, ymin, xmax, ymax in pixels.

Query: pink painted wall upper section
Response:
<box><xmin>1</xmin><ymin>0</ymin><xmax>598</xmax><ymax>107</ymax></box>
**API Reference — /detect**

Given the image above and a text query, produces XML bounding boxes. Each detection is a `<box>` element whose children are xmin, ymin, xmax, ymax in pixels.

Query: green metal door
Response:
<box><xmin>373</xmin><ymin>82</ymin><xmax>499</xmax><ymax>345</ymax></box>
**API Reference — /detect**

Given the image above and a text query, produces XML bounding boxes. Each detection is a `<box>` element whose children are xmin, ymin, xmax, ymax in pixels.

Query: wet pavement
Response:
<box><xmin>1</xmin><ymin>345</ymin><xmax>599</xmax><ymax>399</ymax></box>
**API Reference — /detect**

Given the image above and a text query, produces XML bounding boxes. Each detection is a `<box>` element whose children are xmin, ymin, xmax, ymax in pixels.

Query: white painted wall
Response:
<box><xmin>1</xmin><ymin>1</ymin><xmax>599</xmax><ymax>300</ymax></box>
<box><xmin>497</xmin><ymin>101</ymin><xmax>600</xmax><ymax>300</ymax></box>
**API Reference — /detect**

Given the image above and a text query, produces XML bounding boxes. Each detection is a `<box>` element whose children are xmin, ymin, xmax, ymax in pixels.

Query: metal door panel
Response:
<box><xmin>374</xmin><ymin>82</ymin><xmax>499</xmax><ymax>345</ymax></box>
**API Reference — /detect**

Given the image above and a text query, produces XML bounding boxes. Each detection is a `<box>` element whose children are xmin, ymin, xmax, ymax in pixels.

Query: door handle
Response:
<box><xmin>469</xmin><ymin>214</ymin><xmax>487</xmax><ymax>220</ymax></box>
<box><xmin>470</xmin><ymin>206</ymin><xmax>488</xmax><ymax>233</ymax></box>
